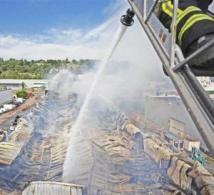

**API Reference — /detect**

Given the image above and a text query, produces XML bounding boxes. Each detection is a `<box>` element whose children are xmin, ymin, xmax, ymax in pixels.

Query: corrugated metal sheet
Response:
<box><xmin>0</xmin><ymin>118</ymin><xmax>32</xmax><ymax>165</ymax></box>
<box><xmin>0</xmin><ymin>90</ymin><xmax>13</xmax><ymax>106</ymax></box>
<box><xmin>22</xmin><ymin>182</ymin><xmax>84</xmax><ymax>195</ymax></box>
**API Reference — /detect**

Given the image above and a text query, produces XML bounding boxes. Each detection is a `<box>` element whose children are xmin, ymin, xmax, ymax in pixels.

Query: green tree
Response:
<box><xmin>16</xmin><ymin>90</ymin><xmax>28</xmax><ymax>99</ymax></box>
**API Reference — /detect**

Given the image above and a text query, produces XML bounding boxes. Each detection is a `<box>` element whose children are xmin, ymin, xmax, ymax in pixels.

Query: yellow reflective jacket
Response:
<box><xmin>160</xmin><ymin>0</ymin><xmax>214</xmax><ymax>54</ymax></box>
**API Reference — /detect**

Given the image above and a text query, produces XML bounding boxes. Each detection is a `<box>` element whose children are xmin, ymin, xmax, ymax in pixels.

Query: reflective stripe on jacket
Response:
<box><xmin>160</xmin><ymin>0</ymin><xmax>214</xmax><ymax>53</ymax></box>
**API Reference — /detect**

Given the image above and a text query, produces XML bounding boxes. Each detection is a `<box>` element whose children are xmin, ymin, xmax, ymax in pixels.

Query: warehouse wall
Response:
<box><xmin>144</xmin><ymin>96</ymin><xmax>205</xmax><ymax>146</ymax></box>
<box><xmin>0</xmin><ymin>90</ymin><xmax>13</xmax><ymax>106</ymax></box>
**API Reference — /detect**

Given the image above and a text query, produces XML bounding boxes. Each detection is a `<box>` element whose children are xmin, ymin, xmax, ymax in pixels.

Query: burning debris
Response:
<box><xmin>0</xmin><ymin>91</ymin><xmax>78</xmax><ymax>193</ymax></box>
<box><xmin>0</xmin><ymin>70</ymin><xmax>212</xmax><ymax>195</ymax></box>
<box><xmin>62</xmin><ymin>97</ymin><xmax>178</xmax><ymax>195</ymax></box>
<box><xmin>0</xmin><ymin>118</ymin><xmax>32</xmax><ymax>165</ymax></box>
<box><xmin>0</xmin><ymin>90</ymin><xmax>178</xmax><ymax>195</ymax></box>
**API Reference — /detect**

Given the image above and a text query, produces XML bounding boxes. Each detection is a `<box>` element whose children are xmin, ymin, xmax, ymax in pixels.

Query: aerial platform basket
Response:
<box><xmin>126</xmin><ymin>0</ymin><xmax>214</xmax><ymax>154</ymax></box>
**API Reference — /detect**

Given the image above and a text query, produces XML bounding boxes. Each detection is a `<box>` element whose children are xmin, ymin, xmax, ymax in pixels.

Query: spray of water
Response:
<box><xmin>63</xmin><ymin>24</ymin><xmax>128</xmax><ymax>180</ymax></box>
<box><xmin>72</xmin><ymin>24</ymin><xmax>127</xmax><ymax>129</ymax></box>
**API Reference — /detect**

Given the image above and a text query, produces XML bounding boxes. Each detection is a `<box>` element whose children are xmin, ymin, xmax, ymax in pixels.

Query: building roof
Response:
<box><xmin>22</xmin><ymin>181</ymin><xmax>84</xmax><ymax>195</ymax></box>
<box><xmin>0</xmin><ymin>80</ymin><xmax>23</xmax><ymax>84</ymax></box>
<box><xmin>0</xmin><ymin>79</ymin><xmax>48</xmax><ymax>88</ymax></box>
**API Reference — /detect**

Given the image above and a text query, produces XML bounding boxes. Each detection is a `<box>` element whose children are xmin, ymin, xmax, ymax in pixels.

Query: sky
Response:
<box><xmin>0</xmin><ymin>0</ymin><xmax>115</xmax><ymax>35</ymax></box>
<box><xmin>0</xmin><ymin>1</ymin><xmax>213</xmax><ymax>60</ymax></box>
<box><xmin>0</xmin><ymin>0</ymin><xmax>126</xmax><ymax>60</ymax></box>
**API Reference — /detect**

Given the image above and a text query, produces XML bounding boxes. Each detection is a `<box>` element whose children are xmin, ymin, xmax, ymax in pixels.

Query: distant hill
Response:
<box><xmin>0</xmin><ymin>58</ymin><xmax>96</xmax><ymax>79</ymax></box>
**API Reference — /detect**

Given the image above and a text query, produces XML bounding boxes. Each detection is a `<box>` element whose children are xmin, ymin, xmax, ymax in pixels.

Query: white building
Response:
<box><xmin>0</xmin><ymin>90</ymin><xmax>13</xmax><ymax>106</ymax></box>
<box><xmin>0</xmin><ymin>79</ymin><xmax>48</xmax><ymax>90</ymax></box>
<box><xmin>0</xmin><ymin>80</ymin><xmax>23</xmax><ymax>90</ymax></box>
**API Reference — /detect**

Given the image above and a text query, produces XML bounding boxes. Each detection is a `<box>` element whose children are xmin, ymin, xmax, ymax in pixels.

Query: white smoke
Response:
<box><xmin>16</xmin><ymin>1</ymin><xmax>210</xmax><ymax>188</ymax></box>
<box><xmin>61</xmin><ymin>6</ymin><xmax>171</xmax><ymax>183</ymax></box>
<box><xmin>48</xmin><ymin>69</ymin><xmax>77</xmax><ymax>100</ymax></box>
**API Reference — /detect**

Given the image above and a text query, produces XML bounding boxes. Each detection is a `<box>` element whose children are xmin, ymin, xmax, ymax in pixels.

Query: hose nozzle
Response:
<box><xmin>120</xmin><ymin>9</ymin><xmax>135</xmax><ymax>26</ymax></box>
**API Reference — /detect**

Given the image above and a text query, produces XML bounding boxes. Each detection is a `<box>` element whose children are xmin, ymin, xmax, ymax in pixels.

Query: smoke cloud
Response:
<box><xmin>61</xmin><ymin>4</ymin><xmax>172</xmax><ymax>185</ymax></box>
<box><xmin>26</xmin><ymin>0</ymin><xmax>204</xmax><ymax>190</ymax></box>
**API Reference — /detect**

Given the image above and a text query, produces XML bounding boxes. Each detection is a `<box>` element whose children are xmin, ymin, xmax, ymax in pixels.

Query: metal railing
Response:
<box><xmin>127</xmin><ymin>0</ymin><xmax>214</xmax><ymax>154</ymax></box>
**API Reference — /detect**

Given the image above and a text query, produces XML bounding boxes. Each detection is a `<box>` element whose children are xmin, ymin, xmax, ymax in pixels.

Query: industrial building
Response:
<box><xmin>0</xmin><ymin>80</ymin><xmax>48</xmax><ymax>90</ymax></box>
<box><xmin>0</xmin><ymin>90</ymin><xmax>13</xmax><ymax>106</ymax></box>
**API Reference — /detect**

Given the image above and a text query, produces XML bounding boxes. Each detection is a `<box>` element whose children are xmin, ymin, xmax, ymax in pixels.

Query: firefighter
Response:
<box><xmin>159</xmin><ymin>0</ymin><xmax>214</xmax><ymax>67</ymax></box>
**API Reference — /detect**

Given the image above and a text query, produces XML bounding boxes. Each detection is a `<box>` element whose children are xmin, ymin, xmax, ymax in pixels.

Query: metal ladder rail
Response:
<box><xmin>127</xmin><ymin>0</ymin><xmax>214</xmax><ymax>153</ymax></box>
<box><xmin>165</xmin><ymin>0</ymin><xmax>214</xmax><ymax>127</ymax></box>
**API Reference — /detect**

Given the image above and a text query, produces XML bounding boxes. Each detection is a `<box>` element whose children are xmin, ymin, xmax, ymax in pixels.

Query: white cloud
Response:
<box><xmin>0</xmin><ymin>1</ymin><xmax>127</xmax><ymax>60</ymax></box>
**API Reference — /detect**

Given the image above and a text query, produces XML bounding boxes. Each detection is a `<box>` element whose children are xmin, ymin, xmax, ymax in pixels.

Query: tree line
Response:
<box><xmin>0</xmin><ymin>58</ymin><xmax>96</xmax><ymax>79</ymax></box>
